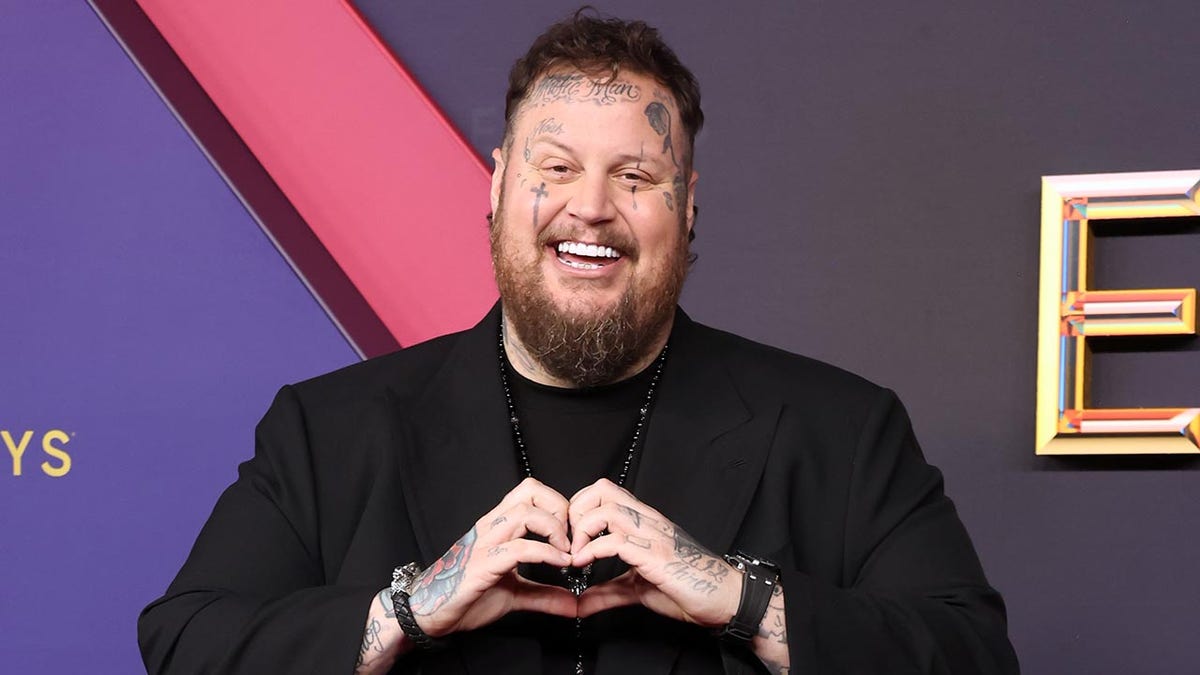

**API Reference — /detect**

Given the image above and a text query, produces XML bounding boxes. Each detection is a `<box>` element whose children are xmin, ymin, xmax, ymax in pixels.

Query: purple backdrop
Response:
<box><xmin>356</xmin><ymin>2</ymin><xmax>1200</xmax><ymax>673</ymax></box>
<box><xmin>3</xmin><ymin>1</ymin><xmax>1199</xmax><ymax>673</ymax></box>
<box><xmin>0</xmin><ymin>2</ymin><xmax>357</xmax><ymax>671</ymax></box>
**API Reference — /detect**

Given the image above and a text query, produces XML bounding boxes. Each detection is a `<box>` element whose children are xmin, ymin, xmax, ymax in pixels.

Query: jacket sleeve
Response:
<box><xmin>778</xmin><ymin>389</ymin><xmax>1019</xmax><ymax>674</ymax></box>
<box><xmin>138</xmin><ymin>386</ymin><xmax>378</xmax><ymax>674</ymax></box>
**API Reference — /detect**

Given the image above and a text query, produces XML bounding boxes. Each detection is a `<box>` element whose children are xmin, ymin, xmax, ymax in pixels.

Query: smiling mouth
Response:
<box><xmin>554</xmin><ymin>240</ymin><xmax>624</xmax><ymax>270</ymax></box>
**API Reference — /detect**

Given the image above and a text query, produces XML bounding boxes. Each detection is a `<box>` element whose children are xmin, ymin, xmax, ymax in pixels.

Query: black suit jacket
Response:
<box><xmin>139</xmin><ymin>305</ymin><xmax>1018</xmax><ymax>674</ymax></box>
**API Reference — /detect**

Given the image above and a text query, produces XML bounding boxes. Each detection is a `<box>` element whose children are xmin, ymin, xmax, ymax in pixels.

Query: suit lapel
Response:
<box><xmin>598</xmin><ymin>311</ymin><xmax>782</xmax><ymax>674</ymax></box>
<box><xmin>390</xmin><ymin>304</ymin><xmax>523</xmax><ymax>565</ymax></box>
<box><xmin>635</xmin><ymin>310</ymin><xmax>779</xmax><ymax>555</ymax></box>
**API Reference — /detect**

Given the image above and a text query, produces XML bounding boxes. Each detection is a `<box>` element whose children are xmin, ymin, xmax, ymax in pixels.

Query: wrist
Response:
<box><xmin>717</xmin><ymin>551</ymin><xmax>780</xmax><ymax>643</ymax></box>
<box><xmin>390</xmin><ymin>562</ymin><xmax>437</xmax><ymax>649</ymax></box>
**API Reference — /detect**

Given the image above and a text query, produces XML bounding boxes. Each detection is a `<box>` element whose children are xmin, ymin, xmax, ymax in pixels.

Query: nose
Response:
<box><xmin>566</xmin><ymin>171</ymin><xmax>617</xmax><ymax>224</ymax></box>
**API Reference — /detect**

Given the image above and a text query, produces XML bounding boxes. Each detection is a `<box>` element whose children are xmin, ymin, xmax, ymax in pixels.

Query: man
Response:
<box><xmin>139</xmin><ymin>12</ymin><xmax>1018</xmax><ymax>675</ymax></box>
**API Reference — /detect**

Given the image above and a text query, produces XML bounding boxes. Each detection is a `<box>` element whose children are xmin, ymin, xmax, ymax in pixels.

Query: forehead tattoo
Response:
<box><xmin>527</xmin><ymin>73</ymin><xmax>643</xmax><ymax>107</ymax></box>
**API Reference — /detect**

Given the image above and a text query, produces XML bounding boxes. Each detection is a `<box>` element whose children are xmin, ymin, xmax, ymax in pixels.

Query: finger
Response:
<box><xmin>568</xmin><ymin>482</ymin><xmax>663</xmax><ymax>550</ymax></box>
<box><xmin>509</xmin><ymin>577</ymin><xmax>580</xmax><ymax>618</ymax></box>
<box><xmin>491</xmin><ymin>477</ymin><xmax>570</xmax><ymax>527</ymax></box>
<box><xmin>572</xmin><ymin>530</ymin><xmax>656</xmax><ymax>569</ymax></box>
<box><xmin>567</xmin><ymin>477</ymin><xmax>630</xmax><ymax>519</ymax></box>
<box><xmin>489</xmin><ymin>503</ymin><xmax>571</xmax><ymax>551</ymax></box>
<box><xmin>569</xmin><ymin>501</ymin><xmax>660</xmax><ymax>556</ymax></box>
<box><xmin>481</xmin><ymin>538</ymin><xmax>573</xmax><ymax>574</ymax></box>
<box><xmin>568</xmin><ymin>507</ymin><xmax>613</xmax><ymax>556</ymax></box>
<box><xmin>576</xmin><ymin>571</ymin><xmax>643</xmax><ymax>618</ymax></box>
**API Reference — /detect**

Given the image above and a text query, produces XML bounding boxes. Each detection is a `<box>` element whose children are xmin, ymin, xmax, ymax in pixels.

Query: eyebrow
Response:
<box><xmin>529</xmin><ymin>137</ymin><xmax>575</xmax><ymax>155</ymax></box>
<box><xmin>528</xmin><ymin>138</ymin><xmax>667</xmax><ymax>168</ymax></box>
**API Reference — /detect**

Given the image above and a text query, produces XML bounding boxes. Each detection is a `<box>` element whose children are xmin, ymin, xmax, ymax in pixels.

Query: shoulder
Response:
<box><xmin>284</xmin><ymin>329</ymin><xmax>464</xmax><ymax>415</ymax></box>
<box><xmin>682</xmin><ymin>316</ymin><xmax>888</xmax><ymax>406</ymax></box>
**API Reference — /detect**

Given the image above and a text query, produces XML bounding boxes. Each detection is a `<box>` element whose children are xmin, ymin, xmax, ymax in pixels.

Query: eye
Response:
<box><xmin>615</xmin><ymin>171</ymin><xmax>652</xmax><ymax>190</ymax></box>
<box><xmin>539</xmin><ymin>162</ymin><xmax>577</xmax><ymax>183</ymax></box>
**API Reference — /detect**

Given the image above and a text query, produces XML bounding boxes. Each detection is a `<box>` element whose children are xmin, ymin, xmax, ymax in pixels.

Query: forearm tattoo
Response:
<box><xmin>758</xmin><ymin>584</ymin><xmax>787</xmax><ymax>644</ymax></box>
<box><xmin>354</xmin><ymin>618</ymin><xmax>383</xmax><ymax>669</ymax></box>
<box><xmin>757</xmin><ymin>583</ymin><xmax>790</xmax><ymax>674</ymax></box>
<box><xmin>408</xmin><ymin>527</ymin><xmax>477</xmax><ymax>615</ymax></box>
<box><xmin>528</xmin><ymin>73</ymin><xmax>642</xmax><ymax>106</ymax></box>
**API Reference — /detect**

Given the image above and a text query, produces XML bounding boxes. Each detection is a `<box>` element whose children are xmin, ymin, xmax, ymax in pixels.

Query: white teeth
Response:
<box><xmin>554</xmin><ymin>241</ymin><xmax>622</xmax><ymax>259</ymax></box>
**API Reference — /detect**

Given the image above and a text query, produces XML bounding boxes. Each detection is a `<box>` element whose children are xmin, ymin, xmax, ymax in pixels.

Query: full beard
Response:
<box><xmin>490</xmin><ymin>203</ymin><xmax>688</xmax><ymax>388</ymax></box>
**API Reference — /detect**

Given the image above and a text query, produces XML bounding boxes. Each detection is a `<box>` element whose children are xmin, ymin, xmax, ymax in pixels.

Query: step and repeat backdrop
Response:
<box><xmin>3</xmin><ymin>1</ymin><xmax>1198</xmax><ymax>672</ymax></box>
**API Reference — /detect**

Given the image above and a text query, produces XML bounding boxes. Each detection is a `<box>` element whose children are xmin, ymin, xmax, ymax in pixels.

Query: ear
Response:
<box><xmin>490</xmin><ymin>147</ymin><xmax>506</xmax><ymax>214</ymax></box>
<box><xmin>684</xmin><ymin>169</ymin><xmax>699</xmax><ymax>234</ymax></box>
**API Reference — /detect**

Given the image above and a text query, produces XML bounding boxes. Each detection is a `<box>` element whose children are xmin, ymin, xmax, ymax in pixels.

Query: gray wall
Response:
<box><xmin>355</xmin><ymin>1</ymin><xmax>1200</xmax><ymax>672</ymax></box>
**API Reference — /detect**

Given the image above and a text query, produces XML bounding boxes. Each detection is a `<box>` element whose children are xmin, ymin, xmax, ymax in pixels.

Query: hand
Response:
<box><xmin>406</xmin><ymin>477</ymin><xmax>578</xmax><ymax>637</ymax></box>
<box><xmin>568</xmin><ymin>478</ymin><xmax>742</xmax><ymax>628</ymax></box>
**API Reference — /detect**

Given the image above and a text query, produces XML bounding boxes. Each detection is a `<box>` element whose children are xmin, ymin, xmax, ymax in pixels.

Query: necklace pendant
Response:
<box><xmin>561</xmin><ymin>564</ymin><xmax>593</xmax><ymax>596</ymax></box>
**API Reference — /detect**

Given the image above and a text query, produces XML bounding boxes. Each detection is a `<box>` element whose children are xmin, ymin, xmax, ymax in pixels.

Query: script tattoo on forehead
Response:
<box><xmin>524</xmin><ymin>117</ymin><xmax>564</xmax><ymax>161</ymax></box>
<box><xmin>528</xmin><ymin>73</ymin><xmax>642</xmax><ymax>107</ymax></box>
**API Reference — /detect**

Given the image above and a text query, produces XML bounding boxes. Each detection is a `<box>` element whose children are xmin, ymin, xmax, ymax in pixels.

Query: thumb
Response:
<box><xmin>510</xmin><ymin>577</ymin><xmax>580</xmax><ymax>618</ymax></box>
<box><xmin>576</xmin><ymin>571</ymin><xmax>643</xmax><ymax>618</ymax></box>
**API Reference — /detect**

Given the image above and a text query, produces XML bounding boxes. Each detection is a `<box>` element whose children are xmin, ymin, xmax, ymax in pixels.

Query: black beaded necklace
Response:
<box><xmin>497</xmin><ymin>330</ymin><xmax>669</xmax><ymax>675</ymax></box>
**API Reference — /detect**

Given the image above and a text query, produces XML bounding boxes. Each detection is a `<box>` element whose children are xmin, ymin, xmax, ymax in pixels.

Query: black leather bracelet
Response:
<box><xmin>719</xmin><ymin>551</ymin><xmax>780</xmax><ymax>643</ymax></box>
<box><xmin>390</xmin><ymin>562</ymin><xmax>435</xmax><ymax>649</ymax></box>
<box><xmin>390</xmin><ymin>588</ymin><xmax>435</xmax><ymax>649</ymax></box>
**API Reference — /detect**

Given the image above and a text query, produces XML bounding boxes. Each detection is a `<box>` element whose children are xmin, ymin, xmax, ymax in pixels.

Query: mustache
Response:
<box><xmin>536</xmin><ymin>225</ymin><xmax>639</xmax><ymax>258</ymax></box>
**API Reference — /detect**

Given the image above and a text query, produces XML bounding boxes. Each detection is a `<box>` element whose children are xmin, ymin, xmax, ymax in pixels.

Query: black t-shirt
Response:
<box><xmin>508</xmin><ymin>363</ymin><xmax>656</xmax><ymax>498</ymax></box>
<box><xmin>505</xmin><ymin>364</ymin><xmax>656</xmax><ymax>673</ymax></box>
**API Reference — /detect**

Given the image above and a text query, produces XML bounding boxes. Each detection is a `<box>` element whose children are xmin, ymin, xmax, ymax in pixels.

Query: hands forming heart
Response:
<box><xmin>403</xmin><ymin>476</ymin><xmax>743</xmax><ymax>638</ymax></box>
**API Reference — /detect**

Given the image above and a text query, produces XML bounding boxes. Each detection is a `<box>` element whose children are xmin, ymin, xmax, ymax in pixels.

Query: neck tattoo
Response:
<box><xmin>497</xmin><ymin>327</ymin><xmax>669</xmax><ymax>675</ymax></box>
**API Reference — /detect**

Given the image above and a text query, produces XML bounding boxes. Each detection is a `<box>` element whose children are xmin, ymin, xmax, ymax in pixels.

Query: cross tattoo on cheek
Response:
<box><xmin>531</xmin><ymin>182</ymin><xmax>548</xmax><ymax>226</ymax></box>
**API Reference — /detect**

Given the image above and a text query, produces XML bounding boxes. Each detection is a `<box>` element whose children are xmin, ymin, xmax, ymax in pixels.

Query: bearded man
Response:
<box><xmin>139</xmin><ymin>12</ymin><xmax>1019</xmax><ymax>675</ymax></box>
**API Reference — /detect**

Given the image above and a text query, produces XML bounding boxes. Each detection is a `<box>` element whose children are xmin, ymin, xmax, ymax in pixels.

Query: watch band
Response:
<box><xmin>719</xmin><ymin>551</ymin><xmax>780</xmax><ymax>643</ymax></box>
<box><xmin>390</xmin><ymin>562</ymin><xmax>435</xmax><ymax>649</ymax></box>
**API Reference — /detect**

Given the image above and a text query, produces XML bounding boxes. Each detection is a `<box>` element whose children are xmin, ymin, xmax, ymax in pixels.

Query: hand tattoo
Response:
<box><xmin>668</xmin><ymin>527</ymin><xmax>731</xmax><ymax>587</ymax></box>
<box><xmin>664</xmin><ymin>561</ymin><xmax>719</xmax><ymax>596</ymax></box>
<box><xmin>408</xmin><ymin>527</ymin><xmax>476</xmax><ymax>615</ymax></box>
<box><xmin>616</xmin><ymin>503</ymin><xmax>643</xmax><ymax>528</ymax></box>
<box><xmin>626</xmin><ymin>533</ymin><xmax>652</xmax><ymax>549</ymax></box>
<box><xmin>663</xmin><ymin>526</ymin><xmax>729</xmax><ymax>595</ymax></box>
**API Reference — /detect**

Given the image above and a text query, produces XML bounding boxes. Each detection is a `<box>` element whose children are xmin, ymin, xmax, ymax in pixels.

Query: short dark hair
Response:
<box><xmin>502</xmin><ymin>9</ymin><xmax>704</xmax><ymax>166</ymax></box>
